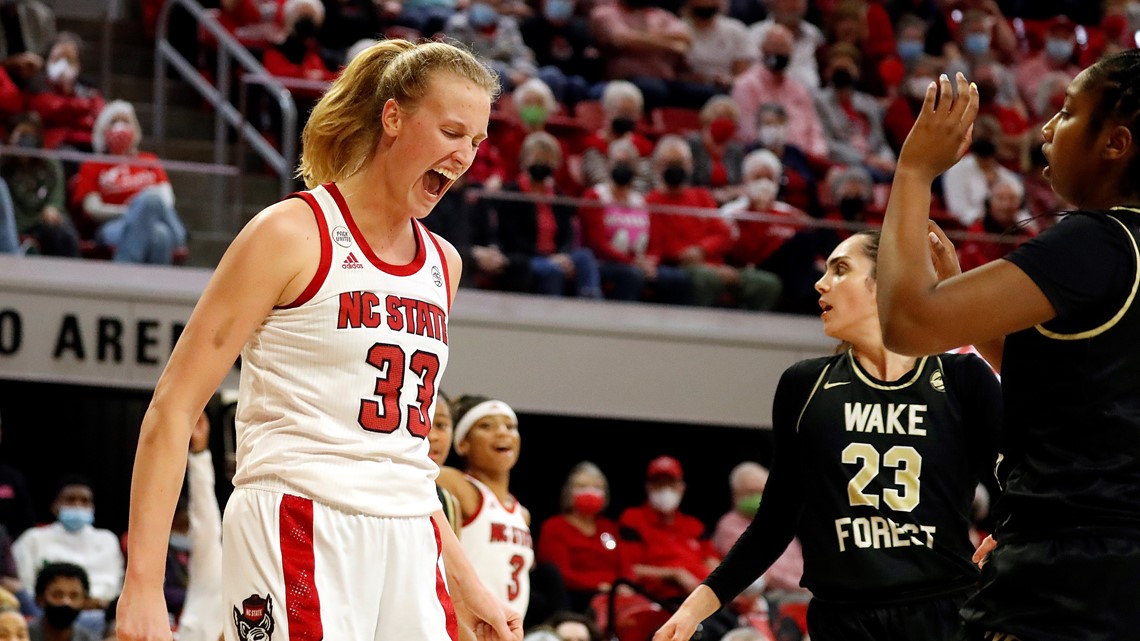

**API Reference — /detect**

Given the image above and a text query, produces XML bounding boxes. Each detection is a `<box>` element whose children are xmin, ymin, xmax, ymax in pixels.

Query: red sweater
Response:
<box><xmin>618</xmin><ymin>504</ymin><xmax>719</xmax><ymax>600</ymax></box>
<box><xmin>730</xmin><ymin>201</ymin><xmax>805</xmax><ymax>267</ymax></box>
<box><xmin>536</xmin><ymin>515</ymin><xmax>625</xmax><ymax>592</ymax></box>
<box><xmin>645</xmin><ymin>187</ymin><xmax>731</xmax><ymax>264</ymax></box>
<box><xmin>27</xmin><ymin>85</ymin><xmax>104</xmax><ymax>150</ymax></box>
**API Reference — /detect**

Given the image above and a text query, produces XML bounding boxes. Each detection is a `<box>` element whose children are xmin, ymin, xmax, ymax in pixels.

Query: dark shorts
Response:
<box><xmin>806</xmin><ymin>593</ymin><xmax>969</xmax><ymax>641</ymax></box>
<box><xmin>961</xmin><ymin>535</ymin><xmax>1140</xmax><ymax>641</ymax></box>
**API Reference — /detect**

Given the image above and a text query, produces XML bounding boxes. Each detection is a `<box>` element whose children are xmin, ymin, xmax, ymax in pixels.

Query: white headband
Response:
<box><xmin>453</xmin><ymin>400</ymin><xmax>518</xmax><ymax>447</ymax></box>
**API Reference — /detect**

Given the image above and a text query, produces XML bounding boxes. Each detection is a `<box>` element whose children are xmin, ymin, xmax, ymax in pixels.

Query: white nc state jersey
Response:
<box><xmin>233</xmin><ymin>182</ymin><xmax>452</xmax><ymax>518</ymax></box>
<box><xmin>460</xmin><ymin>476</ymin><xmax>534</xmax><ymax>618</ymax></box>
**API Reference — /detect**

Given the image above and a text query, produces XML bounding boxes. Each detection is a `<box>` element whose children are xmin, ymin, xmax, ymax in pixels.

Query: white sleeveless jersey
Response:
<box><xmin>233</xmin><ymin>183</ymin><xmax>452</xmax><ymax>518</ymax></box>
<box><xmin>460</xmin><ymin>476</ymin><xmax>534</xmax><ymax>618</ymax></box>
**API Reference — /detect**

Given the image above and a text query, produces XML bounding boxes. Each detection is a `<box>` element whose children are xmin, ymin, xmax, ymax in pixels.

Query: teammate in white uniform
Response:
<box><xmin>438</xmin><ymin>397</ymin><xmax>534</xmax><ymax>620</ymax></box>
<box><xmin>115</xmin><ymin>40</ymin><xmax>522</xmax><ymax>641</ymax></box>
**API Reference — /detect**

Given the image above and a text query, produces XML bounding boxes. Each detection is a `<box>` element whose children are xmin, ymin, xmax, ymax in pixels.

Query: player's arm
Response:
<box><xmin>878</xmin><ymin>74</ymin><xmax>1054</xmax><ymax>356</ymax></box>
<box><xmin>437</xmin><ymin>465</ymin><xmax>481</xmax><ymax>520</ymax></box>
<box><xmin>653</xmin><ymin>360</ymin><xmax>816</xmax><ymax>641</ymax></box>
<box><xmin>117</xmin><ymin>199</ymin><xmax>319</xmax><ymax>641</ymax></box>
<box><xmin>433</xmin><ymin>508</ymin><xmax>523</xmax><ymax>641</ymax></box>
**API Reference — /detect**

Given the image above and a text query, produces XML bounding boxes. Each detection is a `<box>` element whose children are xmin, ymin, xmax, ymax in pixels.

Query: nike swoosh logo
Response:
<box><xmin>823</xmin><ymin>381</ymin><xmax>851</xmax><ymax>389</ymax></box>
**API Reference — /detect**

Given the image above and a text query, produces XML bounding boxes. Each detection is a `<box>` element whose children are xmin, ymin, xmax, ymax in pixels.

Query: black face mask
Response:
<box><xmin>611</xmin><ymin>162</ymin><xmax>635</xmax><ymax>186</ymax></box>
<box><xmin>662</xmin><ymin>165</ymin><xmax>688</xmax><ymax>187</ymax></box>
<box><xmin>16</xmin><ymin>133</ymin><xmax>37</xmax><ymax>148</ymax></box>
<box><xmin>831</xmin><ymin>68</ymin><xmax>856</xmax><ymax>90</ymax></box>
<box><xmin>971</xmin><ymin>138</ymin><xmax>997</xmax><ymax>159</ymax></box>
<box><xmin>691</xmin><ymin>5</ymin><xmax>718</xmax><ymax>19</ymax></box>
<box><xmin>764</xmin><ymin>53</ymin><xmax>790</xmax><ymax>72</ymax></box>
<box><xmin>838</xmin><ymin>196</ymin><xmax>865</xmax><ymax>220</ymax></box>
<box><xmin>293</xmin><ymin>18</ymin><xmax>317</xmax><ymax>39</ymax></box>
<box><xmin>43</xmin><ymin>603</ymin><xmax>80</xmax><ymax>630</ymax></box>
<box><xmin>610</xmin><ymin>117</ymin><xmax>636</xmax><ymax>136</ymax></box>
<box><xmin>527</xmin><ymin>163</ymin><xmax>554</xmax><ymax>181</ymax></box>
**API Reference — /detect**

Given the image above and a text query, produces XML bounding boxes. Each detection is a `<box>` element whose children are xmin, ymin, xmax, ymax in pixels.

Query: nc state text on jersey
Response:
<box><xmin>337</xmin><ymin>292</ymin><xmax>448</xmax><ymax>345</ymax></box>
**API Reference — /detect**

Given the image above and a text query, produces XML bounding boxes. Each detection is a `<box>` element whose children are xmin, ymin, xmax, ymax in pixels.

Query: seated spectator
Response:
<box><xmin>578</xmin><ymin>80</ymin><xmax>655</xmax><ymax>190</ymax></box>
<box><xmin>747</xmin><ymin>102</ymin><xmax>824</xmax><ymax>217</ymax></box>
<box><xmin>944</xmin><ymin>7</ymin><xmax>1017</xmax><ymax>71</ymax></box>
<box><xmin>973</xmin><ymin>59</ymin><xmax>1030</xmax><ymax>169</ymax></box>
<box><xmin>679</xmin><ymin>0</ymin><xmax>753</xmax><ymax>92</ymax></box>
<box><xmin>579</xmin><ymin>138</ymin><xmax>692</xmax><ymax>303</ymax></box>
<box><xmin>12</xmin><ymin>478</ymin><xmax>123</xmax><ymax>609</ymax></box>
<box><xmin>746</xmin><ymin>0</ymin><xmax>823</xmax><ymax>91</ymax></box>
<box><xmin>519</xmin><ymin>0</ymin><xmax>605</xmax><ymax>108</ymax></box>
<box><xmin>892</xmin><ymin>12</ymin><xmax>928</xmax><ymax>71</ymax></box>
<box><xmin>958</xmin><ymin>173</ymin><xmax>1035</xmax><ymax>272</ymax></box>
<box><xmin>0</xmin><ymin>607</ymin><xmax>28</xmax><ymax>641</ymax></box>
<box><xmin>29</xmin><ymin>563</ymin><xmax>98</xmax><ymax>641</ymax></box>
<box><xmin>1</xmin><ymin>112</ymin><xmax>78</xmax><ymax>257</ymax></box>
<box><xmin>588</xmin><ymin>0</ymin><xmax>717</xmax><ymax>111</ymax></box>
<box><xmin>882</xmin><ymin>53</ymin><xmax>938</xmax><ymax>154</ymax></box>
<box><xmin>646</xmin><ymin>135</ymin><xmax>780</xmax><ymax>310</ymax></box>
<box><xmin>1015</xmin><ymin>15</ymin><xmax>1081</xmax><ymax>121</ymax></box>
<box><xmin>536</xmin><ymin>462</ymin><xmax>624</xmax><ymax>613</ymax></box>
<box><xmin>444</xmin><ymin>2</ymin><xmax>537</xmax><ymax>93</ymax></box>
<box><xmin>491</xmin><ymin>78</ymin><xmax>575</xmax><ymax>184</ymax></box>
<box><xmin>818</xmin><ymin>163</ymin><xmax>877</xmax><ymax>250</ymax></box>
<box><xmin>686</xmin><ymin>96</ymin><xmax>745</xmax><ymax>205</ymax></box>
<box><xmin>721</xmin><ymin>149</ymin><xmax>818</xmax><ymax>313</ymax></box>
<box><xmin>814</xmin><ymin>43</ymin><xmax>895</xmax><ymax>182</ymax></box>
<box><xmin>494</xmin><ymin>131</ymin><xmax>602</xmax><ymax>298</ymax></box>
<box><xmin>70</xmin><ymin>101</ymin><xmax>188</xmax><ymax>264</ymax></box>
<box><xmin>0</xmin><ymin>0</ymin><xmax>55</xmax><ymax>88</ymax></box>
<box><xmin>26</xmin><ymin>33</ymin><xmax>103</xmax><ymax>151</ymax></box>
<box><xmin>263</xmin><ymin>0</ymin><xmax>337</xmax><ymax>86</ymax></box>
<box><xmin>731</xmin><ymin>24</ymin><xmax>826</xmax><ymax>158</ymax></box>
<box><xmin>939</xmin><ymin>115</ymin><xmax>1020</xmax><ymax>228</ymax></box>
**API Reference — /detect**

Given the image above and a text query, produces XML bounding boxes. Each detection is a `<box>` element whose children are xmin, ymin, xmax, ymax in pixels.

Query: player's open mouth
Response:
<box><xmin>423</xmin><ymin>166</ymin><xmax>459</xmax><ymax>197</ymax></box>
<box><xmin>819</xmin><ymin>301</ymin><xmax>833</xmax><ymax>314</ymax></box>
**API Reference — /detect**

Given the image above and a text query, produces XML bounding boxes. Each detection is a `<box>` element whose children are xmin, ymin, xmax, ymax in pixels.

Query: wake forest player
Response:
<box><xmin>653</xmin><ymin>230</ymin><xmax>1002</xmax><ymax>641</ymax></box>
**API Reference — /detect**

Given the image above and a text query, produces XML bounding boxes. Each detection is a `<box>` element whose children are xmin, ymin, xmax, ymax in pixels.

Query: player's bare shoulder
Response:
<box><xmin>222</xmin><ymin>196</ymin><xmax>325</xmax><ymax>307</ymax></box>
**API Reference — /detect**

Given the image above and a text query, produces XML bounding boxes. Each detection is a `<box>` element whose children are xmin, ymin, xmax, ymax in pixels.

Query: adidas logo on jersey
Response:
<box><xmin>342</xmin><ymin>253</ymin><xmax>363</xmax><ymax>270</ymax></box>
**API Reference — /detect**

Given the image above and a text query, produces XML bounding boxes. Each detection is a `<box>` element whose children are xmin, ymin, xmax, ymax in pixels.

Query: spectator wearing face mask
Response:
<box><xmin>28</xmin><ymin>563</ymin><xmax>99</xmax><ymax>641</ymax></box>
<box><xmin>580</xmin><ymin>138</ymin><xmax>692</xmax><ymax>303</ymax></box>
<box><xmin>747</xmin><ymin>102</ymin><xmax>824</xmax><ymax>218</ymax></box>
<box><xmin>579</xmin><ymin>80</ymin><xmax>655</xmax><ymax>189</ymax></box>
<box><xmin>939</xmin><ymin>115</ymin><xmax>1019</xmax><ymax>228</ymax></box>
<box><xmin>679</xmin><ymin>0</ymin><xmax>753</xmax><ymax>91</ymax></box>
<box><xmin>686</xmin><ymin>96</ymin><xmax>746</xmax><ymax>205</ymax></box>
<box><xmin>746</xmin><ymin>0</ymin><xmax>823</xmax><ymax>91</ymax></box>
<box><xmin>1014</xmin><ymin>15</ymin><xmax>1081</xmax><ymax>121</ymax></box>
<box><xmin>520</xmin><ymin>0</ymin><xmax>604</xmax><ymax>109</ymax></box>
<box><xmin>818</xmin><ymin>164</ymin><xmax>876</xmax><ymax>249</ymax></box>
<box><xmin>647</xmin><ymin>135</ymin><xmax>780</xmax><ymax>310</ymax></box>
<box><xmin>444</xmin><ymin>1</ymin><xmax>537</xmax><ymax>92</ymax></box>
<box><xmin>71</xmin><ymin>100</ymin><xmax>188</xmax><ymax>265</ymax></box>
<box><xmin>13</xmin><ymin>479</ymin><xmax>123</xmax><ymax>611</ymax></box>
<box><xmin>721</xmin><ymin>149</ymin><xmax>822</xmax><ymax>313</ymax></box>
<box><xmin>813</xmin><ymin>44</ymin><xmax>895</xmax><ymax>182</ymax></box>
<box><xmin>0</xmin><ymin>112</ymin><xmax>77</xmax><ymax>257</ymax></box>
<box><xmin>26</xmin><ymin>33</ymin><xmax>103</xmax><ymax>151</ymax></box>
<box><xmin>263</xmin><ymin>0</ymin><xmax>336</xmax><ymax>85</ymax></box>
<box><xmin>493</xmin><ymin>131</ymin><xmax>602</xmax><ymax>298</ymax></box>
<box><xmin>731</xmin><ymin>24</ymin><xmax>826</xmax><ymax>157</ymax></box>
<box><xmin>536</xmin><ymin>462</ymin><xmax>625</xmax><ymax>613</ymax></box>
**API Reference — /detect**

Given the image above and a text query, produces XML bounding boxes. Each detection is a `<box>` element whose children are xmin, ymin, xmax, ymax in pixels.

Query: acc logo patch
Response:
<box><xmin>332</xmin><ymin>226</ymin><xmax>352</xmax><ymax>248</ymax></box>
<box><xmin>929</xmin><ymin>369</ymin><xmax>945</xmax><ymax>393</ymax></box>
<box><xmin>233</xmin><ymin>593</ymin><xmax>275</xmax><ymax>641</ymax></box>
<box><xmin>432</xmin><ymin>266</ymin><xmax>443</xmax><ymax>288</ymax></box>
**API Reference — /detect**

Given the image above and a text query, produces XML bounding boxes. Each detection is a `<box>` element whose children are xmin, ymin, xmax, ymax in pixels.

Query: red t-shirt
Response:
<box><xmin>645</xmin><ymin>187</ymin><xmax>731</xmax><ymax>264</ymax></box>
<box><xmin>618</xmin><ymin>504</ymin><xmax>719</xmax><ymax>600</ymax></box>
<box><xmin>730</xmin><ymin>201</ymin><xmax>805</xmax><ymax>267</ymax></box>
<box><xmin>536</xmin><ymin>514</ymin><xmax>626</xmax><ymax>592</ymax></box>
<box><xmin>71</xmin><ymin>152</ymin><xmax>170</xmax><ymax>209</ymax></box>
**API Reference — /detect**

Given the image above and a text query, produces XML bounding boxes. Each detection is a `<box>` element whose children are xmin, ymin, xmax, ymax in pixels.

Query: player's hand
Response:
<box><xmin>973</xmin><ymin>534</ymin><xmax>998</xmax><ymax>568</ymax></box>
<box><xmin>463</xmin><ymin>587</ymin><xmax>521</xmax><ymax>641</ymax></box>
<box><xmin>927</xmin><ymin>219</ymin><xmax>961</xmax><ymax>281</ymax></box>
<box><xmin>652</xmin><ymin>608</ymin><xmax>700</xmax><ymax>641</ymax></box>
<box><xmin>898</xmin><ymin>72</ymin><xmax>979</xmax><ymax>183</ymax></box>
<box><xmin>114</xmin><ymin>585</ymin><xmax>173</xmax><ymax>641</ymax></box>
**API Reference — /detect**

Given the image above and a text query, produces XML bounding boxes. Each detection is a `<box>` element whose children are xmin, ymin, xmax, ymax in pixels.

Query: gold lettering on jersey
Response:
<box><xmin>490</xmin><ymin>522</ymin><xmax>534</xmax><ymax>548</ymax></box>
<box><xmin>843</xmin><ymin>403</ymin><xmax>927</xmax><ymax>436</ymax></box>
<box><xmin>834</xmin><ymin>516</ymin><xmax>936</xmax><ymax>552</ymax></box>
<box><xmin>336</xmin><ymin>291</ymin><xmax>448</xmax><ymax>345</ymax></box>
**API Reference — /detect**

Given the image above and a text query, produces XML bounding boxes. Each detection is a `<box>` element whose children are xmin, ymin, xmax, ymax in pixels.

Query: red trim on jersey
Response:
<box><xmin>432</xmin><ymin>518</ymin><xmax>459</xmax><ymax>641</ymax></box>
<box><xmin>279</xmin><ymin>192</ymin><xmax>332</xmax><ymax>309</ymax></box>
<box><xmin>420</xmin><ymin>220</ymin><xmax>453</xmax><ymax>310</ymax></box>
<box><xmin>462</xmin><ymin>481</ymin><xmax>485</xmax><ymax>527</ymax></box>
<box><xmin>279</xmin><ymin>494</ymin><xmax>323</xmax><ymax>641</ymax></box>
<box><xmin>326</xmin><ymin>182</ymin><xmax>427</xmax><ymax>276</ymax></box>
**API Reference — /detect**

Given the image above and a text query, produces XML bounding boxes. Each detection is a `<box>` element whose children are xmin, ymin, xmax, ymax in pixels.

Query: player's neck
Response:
<box><xmin>851</xmin><ymin>343</ymin><xmax>916</xmax><ymax>382</ymax></box>
<box><xmin>469</xmin><ymin>469</ymin><xmax>512</xmax><ymax>502</ymax></box>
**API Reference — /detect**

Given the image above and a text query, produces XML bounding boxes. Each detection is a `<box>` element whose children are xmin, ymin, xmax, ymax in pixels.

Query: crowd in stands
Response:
<box><xmin>148</xmin><ymin>0</ymin><xmax>1115</xmax><ymax>314</ymax></box>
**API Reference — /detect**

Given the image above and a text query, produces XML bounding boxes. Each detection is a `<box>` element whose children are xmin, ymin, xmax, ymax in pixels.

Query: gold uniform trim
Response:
<box><xmin>847</xmin><ymin>350</ymin><xmax>929</xmax><ymax>391</ymax></box>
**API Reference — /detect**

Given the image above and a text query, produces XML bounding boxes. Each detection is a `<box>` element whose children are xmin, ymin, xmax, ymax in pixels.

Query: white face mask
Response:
<box><xmin>46</xmin><ymin>58</ymin><xmax>77</xmax><ymax>84</ymax></box>
<box><xmin>648</xmin><ymin>488</ymin><xmax>683</xmax><ymax>513</ymax></box>
<box><xmin>745</xmin><ymin>177</ymin><xmax>779</xmax><ymax>207</ymax></box>
<box><xmin>757</xmin><ymin>125</ymin><xmax>786</xmax><ymax>149</ymax></box>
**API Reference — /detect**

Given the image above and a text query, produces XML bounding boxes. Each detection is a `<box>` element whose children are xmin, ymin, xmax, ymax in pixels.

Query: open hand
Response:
<box><xmin>898</xmin><ymin>73</ymin><xmax>979</xmax><ymax>183</ymax></box>
<box><xmin>927</xmin><ymin>219</ymin><xmax>961</xmax><ymax>281</ymax></box>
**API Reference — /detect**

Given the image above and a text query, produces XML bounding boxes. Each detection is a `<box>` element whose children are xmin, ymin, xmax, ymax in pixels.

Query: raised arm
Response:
<box><xmin>116</xmin><ymin>199</ymin><xmax>319</xmax><ymax>641</ymax></box>
<box><xmin>878</xmin><ymin>73</ymin><xmax>1054</xmax><ymax>356</ymax></box>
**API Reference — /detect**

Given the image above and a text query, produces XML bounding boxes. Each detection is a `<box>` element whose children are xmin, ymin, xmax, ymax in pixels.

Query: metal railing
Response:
<box><xmin>152</xmin><ymin>0</ymin><xmax>297</xmax><ymax>197</ymax></box>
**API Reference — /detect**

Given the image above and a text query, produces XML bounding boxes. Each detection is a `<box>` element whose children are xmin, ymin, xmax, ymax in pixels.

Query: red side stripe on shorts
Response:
<box><xmin>279</xmin><ymin>495</ymin><xmax>323</xmax><ymax>641</ymax></box>
<box><xmin>433</xmin><ymin>519</ymin><xmax>459</xmax><ymax>641</ymax></box>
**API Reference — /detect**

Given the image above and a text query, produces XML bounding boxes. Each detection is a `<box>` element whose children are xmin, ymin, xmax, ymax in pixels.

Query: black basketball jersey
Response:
<box><xmin>705</xmin><ymin>350</ymin><xmax>1001</xmax><ymax>606</ymax></box>
<box><xmin>999</xmin><ymin>208</ymin><xmax>1140</xmax><ymax>536</ymax></box>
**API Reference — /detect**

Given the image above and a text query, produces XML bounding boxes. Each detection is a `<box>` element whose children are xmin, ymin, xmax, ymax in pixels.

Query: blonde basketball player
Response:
<box><xmin>115</xmin><ymin>40</ymin><xmax>522</xmax><ymax>641</ymax></box>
